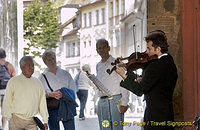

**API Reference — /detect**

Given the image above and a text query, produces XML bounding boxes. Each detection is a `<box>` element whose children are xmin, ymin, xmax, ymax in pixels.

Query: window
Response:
<box><xmin>116</xmin><ymin>31</ymin><xmax>120</xmax><ymax>46</ymax></box>
<box><xmin>96</xmin><ymin>10</ymin><xmax>99</xmax><ymax>25</ymax></box>
<box><xmin>110</xmin><ymin>2</ymin><xmax>113</xmax><ymax>17</ymax></box>
<box><xmin>72</xmin><ymin>43</ymin><xmax>75</xmax><ymax>56</ymax></box>
<box><xmin>66</xmin><ymin>42</ymin><xmax>79</xmax><ymax>57</ymax></box>
<box><xmin>88</xmin><ymin>41</ymin><xmax>92</xmax><ymax>55</ymax></box>
<box><xmin>116</xmin><ymin>0</ymin><xmax>119</xmax><ymax>15</ymax></box>
<box><xmin>101</xmin><ymin>8</ymin><xmax>105</xmax><ymax>24</ymax></box>
<box><xmin>123</xmin><ymin>0</ymin><xmax>125</xmax><ymax>14</ymax></box>
<box><xmin>89</xmin><ymin>12</ymin><xmax>92</xmax><ymax>27</ymax></box>
<box><xmin>77</xmin><ymin>42</ymin><xmax>80</xmax><ymax>56</ymax></box>
<box><xmin>84</xmin><ymin>13</ymin><xmax>87</xmax><ymax>27</ymax></box>
<box><xmin>110</xmin><ymin>34</ymin><xmax>113</xmax><ymax>47</ymax></box>
<box><xmin>66</xmin><ymin>43</ymin><xmax>70</xmax><ymax>57</ymax></box>
<box><xmin>84</xmin><ymin>42</ymin><xmax>86</xmax><ymax>48</ymax></box>
<box><xmin>89</xmin><ymin>41</ymin><xmax>91</xmax><ymax>47</ymax></box>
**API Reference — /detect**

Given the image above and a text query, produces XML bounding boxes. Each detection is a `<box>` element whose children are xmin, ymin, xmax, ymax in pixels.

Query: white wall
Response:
<box><xmin>60</xmin><ymin>8</ymin><xmax>78</xmax><ymax>24</ymax></box>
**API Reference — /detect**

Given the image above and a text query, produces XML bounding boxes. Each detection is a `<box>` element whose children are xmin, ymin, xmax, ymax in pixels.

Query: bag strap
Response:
<box><xmin>42</xmin><ymin>73</ymin><xmax>53</xmax><ymax>92</ymax></box>
<box><xmin>75</xmin><ymin>71</ymin><xmax>81</xmax><ymax>92</ymax></box>
<box><xmin>75</xmin><ymin>71</ymin><xmax>81</xmax><ymax>87</ymax></box>
<box><xmin>1</xmin><ymin>62</ymin><xmax>11</xmax><ymax>77</ymax></box>
<box><xmin>5</xmin><ymin>62</ymin><xmax>9</xmax><ymax>67</ymax></box>
<box><xmin>0</xmin><ymin>62</ymin><xmax>9</xmax><ymax>71</ymax></box>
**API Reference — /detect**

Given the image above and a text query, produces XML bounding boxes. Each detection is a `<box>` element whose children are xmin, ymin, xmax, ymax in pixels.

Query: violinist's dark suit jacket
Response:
<box><xmin>120</xmin><ymin>54</ymin><xmax>178</xmax><ymax>130</ymax></box>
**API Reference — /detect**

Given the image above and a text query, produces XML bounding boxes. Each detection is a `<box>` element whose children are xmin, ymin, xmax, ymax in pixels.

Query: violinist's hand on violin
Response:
<box><xmin>135</xmin><ymin>77</ymin><xmax>142</xmax><ymax>83</ymax></box>
<box><xmin>117</xmin><ymin>58</ymin><xmax>127</xmax><ymax>70</ymax></box>
<box><xmin>115</xmin><ymin>65</ymin><xmax>127</xmax><ymax>79</ymax></box>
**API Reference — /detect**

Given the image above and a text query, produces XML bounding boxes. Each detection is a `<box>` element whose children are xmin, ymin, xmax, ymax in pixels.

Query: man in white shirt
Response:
<box><xmin>2</xmin><ymin>56</ymin><xmax>49</xmax><ymax>130</ymax></box>
<box><xmin>96</xmin><ymin>39</ymin><xmax>129</xmax><ymax>130</ymax></box>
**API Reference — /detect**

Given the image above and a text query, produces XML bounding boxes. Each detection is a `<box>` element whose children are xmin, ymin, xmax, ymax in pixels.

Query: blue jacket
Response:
<box><xmin>57</xmin><ymin>88</ymin><xmax>78</xmax><ymax>121</ymax></box>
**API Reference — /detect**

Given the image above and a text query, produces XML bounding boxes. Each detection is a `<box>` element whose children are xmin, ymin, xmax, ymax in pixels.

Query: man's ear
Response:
<box><xmin>156</xmin><ymin>46</ymin><xmax>161</xmax><ymax>53</ymax></box>
<box><xmin>108</xmin><ymin>46</ymin><xmax>110</xmax><ymax>51</ymax></box>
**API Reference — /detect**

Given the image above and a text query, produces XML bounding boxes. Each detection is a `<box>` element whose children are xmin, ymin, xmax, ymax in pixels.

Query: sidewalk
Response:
<box><xmin>1</xmin><ymin>112</ymin><xmax>144</xmax><ymax>130</ymax></box>
<box><xmin>74</xmin><ymin>112</ymin><xmax>144</xmax><ymax>130</ymax></box>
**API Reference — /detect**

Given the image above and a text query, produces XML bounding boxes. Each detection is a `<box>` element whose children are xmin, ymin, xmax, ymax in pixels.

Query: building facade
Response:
<box><xmin>120</xmin><ymin>0</ymin><xmax>147</xmax><ymax>57</ymax></box>
<box><xmin>79</xmin><ymin>0</ymin><xmax>107</xmax><ymax>74</ymax></box>
<box><xmin>57</xmin><ymin>7</ymin><xmax>81</xmax><ymax>78</ymax></box>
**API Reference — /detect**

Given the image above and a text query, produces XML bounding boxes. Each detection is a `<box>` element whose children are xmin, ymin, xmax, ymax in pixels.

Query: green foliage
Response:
<box><xmin>50</xmin><ymin>0</ymin><xmax>66</xmax><ymax>8</ymax></box>
<box><xmin>23</xmin><ymin>1</ymin><xmax>60</xmax><ymax>58</ymax></box>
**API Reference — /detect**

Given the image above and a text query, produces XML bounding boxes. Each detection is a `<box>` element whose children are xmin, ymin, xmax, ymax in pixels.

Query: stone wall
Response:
<box><xmin>147</xmin><ymin>0</ymin><xmax>183</xmax><ymax>121</ymax></box>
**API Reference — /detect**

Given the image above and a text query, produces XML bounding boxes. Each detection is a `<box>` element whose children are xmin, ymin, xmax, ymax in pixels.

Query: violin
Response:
<box><xmin>106</xmin><ymin>52</ymin><xmax>158</xmax><ymax>75</ymax></box>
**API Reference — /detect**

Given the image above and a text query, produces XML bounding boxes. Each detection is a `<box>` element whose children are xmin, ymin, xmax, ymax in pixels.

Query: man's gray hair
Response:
<box><xmin>19</xmin><ymin>56</ymin><xmax>34</xmax><ymax>68</ymax></box>
<box><xmin>42</xmin><ymin>50</ymin><xmax>56</xmax><ymax>62</ymax></box>
<box><xmin>82</xmin><ymin>64</ymin><xmax>91</xmax><ymax>73</ymax></box>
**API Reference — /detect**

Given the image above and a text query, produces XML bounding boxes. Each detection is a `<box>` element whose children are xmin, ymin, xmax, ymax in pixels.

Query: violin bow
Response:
<box><xmin>133</xmin><ymin>24</ymin><xmax>139</xmax><ymax>79</ymax></box>
<box><xmin>133</xmin><ymin>24</ymin><xmax>138</xmax><ymax>59</ymax></box>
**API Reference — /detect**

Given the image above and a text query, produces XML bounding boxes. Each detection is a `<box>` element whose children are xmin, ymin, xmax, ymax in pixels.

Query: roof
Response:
<box><xmin>67</xmin><ymin>0</ymin><xmax>88</xmax><ymax>4</ymax></box>
<box><xmin>63</xmin><ymin>28</ymin><xmax>79</xmax><ymax>37</ymax></box>
<box><xmin>59</xmin><ymin>4</ymin><xmax>80</xmax><ymax>8</ymax></box>
<box><xmin>58</xmin><ymin>15</ymin><xmax>77</xmax><ymax>35</ymax></box>
<box><xmin>59</xmin><ymin>15</ymin><xmax>76</xmax><ymax>29</ymax></box>
<box><xmin>66</xmin><ymin>0</ymin><xmax>103</xmax><ymax>7</ymax></box>
<box><xmin>79</xmin><ymin>0</ymin><xmax>103</xmax><ymax>8</ymax></box>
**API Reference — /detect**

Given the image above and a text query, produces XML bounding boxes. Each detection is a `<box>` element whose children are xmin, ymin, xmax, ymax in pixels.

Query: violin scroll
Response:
<box><xmin>106</xmin><ymin>66</ymin><xmax>116</xmax><ymax>75</ymax></box>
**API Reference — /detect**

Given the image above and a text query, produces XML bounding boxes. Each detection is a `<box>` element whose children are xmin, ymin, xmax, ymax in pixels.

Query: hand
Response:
<box><xmin>135</xmin><ymin>77</ymin><xmax>142</xmax><ymax>83</ymax></box>
<box><xmin>115</xmin><ymin>66</ymin><xmax>127</xmax><ymax>79</ymax></box>
<box><xmin>120</xmin><ymin>105</ymin><xmax>128</xmax><ymax>114</ymax></box>
<box><xmin>54</xmin><ymin>90</ymin><xmax>63</xmax><ymax>99</ymax></box>
<box><xmin>44</xmin><ymin>123</ymin><xmax>48</xmax><ymax>130</ymax></box>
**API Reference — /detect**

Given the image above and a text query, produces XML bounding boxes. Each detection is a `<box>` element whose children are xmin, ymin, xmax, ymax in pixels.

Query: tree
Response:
<box><xmin>23</xmin><ymin>1</ymin><xmax>60</xmax><ymax>58</ymax></box>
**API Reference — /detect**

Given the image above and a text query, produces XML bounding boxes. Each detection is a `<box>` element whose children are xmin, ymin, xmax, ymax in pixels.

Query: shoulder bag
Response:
<box><xmin>42</xmin><ymin>73</ymin><xmax>60</xmax><ymax>110</ymax></box>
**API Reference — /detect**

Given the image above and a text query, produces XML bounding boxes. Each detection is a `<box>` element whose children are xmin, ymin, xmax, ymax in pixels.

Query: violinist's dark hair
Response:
<box><xmin>149</xmin><ymin>30</ymin><xmax>165</xmax><ymax>35</ymax></box>
<box><xmin>96</xmin><ymin>39</ymin><xmax>109</xmax><ymax>48</ymax></box>
<box><xmin>145</xmin><ymin>30</ymin><xmax>169</xmax><ymax>53</ymax></box>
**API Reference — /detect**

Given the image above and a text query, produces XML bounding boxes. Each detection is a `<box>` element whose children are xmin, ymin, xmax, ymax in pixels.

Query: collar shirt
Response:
<box><xmin>158</xmin><ymin>53</ymin><xmax>168</xmax><ymax>59</ymax></box>
<box><xmin>2</xmin><ymin>74</ymin><xmax>49</xmax><ymax>123</ymax></box>
<box><xmin>38</xmin><ymin>67</ymin><xmax>76</xmax><ymax>93</ymax></box>
<box><xmin>96</xmin><ymin>55</ymin><xmax>129</xmax><ymax>106</ymax></box>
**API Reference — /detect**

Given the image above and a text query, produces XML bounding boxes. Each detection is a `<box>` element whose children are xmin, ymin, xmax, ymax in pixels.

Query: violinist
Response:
<box><xmin>115</xmin><ymin>30</ymin><xmax>178</xmax><ymax>130</ymax></box>
<box><xmin>96</xmin><ymin>39</ymin><xmax>129</xmax><ymax>130</ymax></box>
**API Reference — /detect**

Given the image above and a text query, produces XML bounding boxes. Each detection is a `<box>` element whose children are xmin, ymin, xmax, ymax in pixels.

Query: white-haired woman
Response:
<box><xmin>38</xmin><ymin>50</ymin><xmax>77</xmax><ymax>130</ymax></box>
<box><xmin>74</xmin><ymin>64</ymin><xmax>93</xmax><ymax>120</ymax></box>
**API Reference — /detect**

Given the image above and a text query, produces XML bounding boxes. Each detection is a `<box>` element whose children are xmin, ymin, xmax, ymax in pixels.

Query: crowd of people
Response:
<box><xmin>0</xmin><ymin>29</ymin><xmax>178</xmax><ymax>130</ymax></box>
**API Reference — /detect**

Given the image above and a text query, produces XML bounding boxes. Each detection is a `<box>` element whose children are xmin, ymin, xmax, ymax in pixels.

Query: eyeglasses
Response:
<box><xmin>97</xmin><ymin>46</ymin><xmax>108</xmax><ymax>50</ymax></box>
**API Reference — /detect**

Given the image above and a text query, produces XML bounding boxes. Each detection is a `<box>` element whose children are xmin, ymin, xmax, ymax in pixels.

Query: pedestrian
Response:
<box><xmin>39</xmin><ymin>50</ymin><xmax>77</xmax><ymax>130</ymax></box>
<box><xmin>96</xmin><ymin>39</ymin><xmax>129</xmax><ymax>130</ymax></box>
<box><xmin>0</xmin><ymin>48</ymin><xmax>15</xmax><ymax>130</ymax></box>
<box><xmin>2</xmin><ymin>56</ymin><xmax>49</xmax><ymax>130</ymax></box>
<box><xmin>115</xmin><ymin>30</ymin><xmax>178</xmax><ymax>130</ymax></box>
<box><xmin>75</xmin><ymin>64</ymin><xmax>94</xmax><ymax>120</ymax></box>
